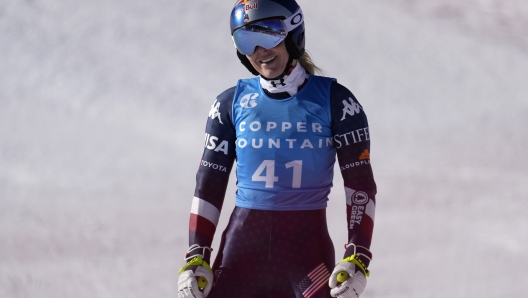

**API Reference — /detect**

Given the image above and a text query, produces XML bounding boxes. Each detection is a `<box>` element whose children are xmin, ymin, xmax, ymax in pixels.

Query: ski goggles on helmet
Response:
<box><xmin>232</xmin><ymin>8</ymin><xmax>304</xmax><ymax>55</ymax></box>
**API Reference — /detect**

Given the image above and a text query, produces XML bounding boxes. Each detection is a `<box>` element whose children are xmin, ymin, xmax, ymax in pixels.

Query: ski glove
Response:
<box><xmin>329</xmin><ymin>255</ymin><xmax>369</xmax><ymax>298</ymax></box>
<box><xmin>178</xmin><ymin>245</ymin><xmax>214</xmax><ymax>298</ymax></box>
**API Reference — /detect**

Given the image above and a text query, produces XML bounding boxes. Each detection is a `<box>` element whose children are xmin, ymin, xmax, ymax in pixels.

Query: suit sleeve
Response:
<box><xmin>188</xmin><ymin>87</ymin><xmax>237</xmax><ymax>262</ymax></box>
<box><xmin>330</xmin><ymin>81</ymin><xmax>377</xmax><ymax>266</ymax></box>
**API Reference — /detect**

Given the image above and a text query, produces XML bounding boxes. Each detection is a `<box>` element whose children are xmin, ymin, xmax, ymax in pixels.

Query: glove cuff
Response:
<box><xmin>344</xmin><ymin>243</ymin><xmax>372</xmax><ymax>268</ymax></box>
<box><xmin>341</xmin><ymin>254</ymin><xmax>370</xmax><ymax>277</ymax></box>
<box><xmin>185</xmin><ymin>244</ymin><xmax>213</xmax><ymax>263</ymax></box>
<box><xmin>179</xmin><ymin>255</ymin><xmax>212</xmax><ymax>274</ymax></box>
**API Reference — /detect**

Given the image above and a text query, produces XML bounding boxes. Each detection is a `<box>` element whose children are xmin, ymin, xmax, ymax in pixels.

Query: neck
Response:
<box><xmin>260</xmin><ymin>57</ymin><xmax>295</xmax><ymax>81</ymax></box>
<box><xmin>259</xmin><ymin>61</ymin><xmax>308</xmax><ymax>97</ymax></box>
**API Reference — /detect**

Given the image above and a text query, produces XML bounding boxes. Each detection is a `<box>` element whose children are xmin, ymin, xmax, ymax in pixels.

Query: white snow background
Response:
<box><xmin>1</xmin><ymin>0</ymin><xmax>527</xmax><ymax>297</ymax></box>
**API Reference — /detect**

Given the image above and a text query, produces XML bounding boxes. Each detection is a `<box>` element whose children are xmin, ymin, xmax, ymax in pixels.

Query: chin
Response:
<box><xmin>260</xmin><ymin>69</ymin><xmax>281</xmax><ymax>78</ymax></box>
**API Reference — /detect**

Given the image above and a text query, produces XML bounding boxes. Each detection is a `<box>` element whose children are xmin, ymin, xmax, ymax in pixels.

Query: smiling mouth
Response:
<box><xmin>260</xmin><ymin>56</ymin><xmax>277</xmax><ymax>64</ymax></box>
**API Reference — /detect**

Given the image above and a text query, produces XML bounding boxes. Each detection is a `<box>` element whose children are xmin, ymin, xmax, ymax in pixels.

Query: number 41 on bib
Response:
<box><xmin>252</xmin><ymin>160</ymin><xmax>303</xmax><ymax>189</ymax></box>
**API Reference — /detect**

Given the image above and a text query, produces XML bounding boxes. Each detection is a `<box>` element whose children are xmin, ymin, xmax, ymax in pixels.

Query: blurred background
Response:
<box><xmin>1</xmin><ymin>0</ymin><xmax>527</xmax><ymax>297</ymax></box>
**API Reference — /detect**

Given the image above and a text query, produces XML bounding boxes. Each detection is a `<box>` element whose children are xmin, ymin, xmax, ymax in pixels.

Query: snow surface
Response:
<box><xmin>1</xmin><ymin>0</ymin><xmax>527</xmax><ymax>297</ymax></box>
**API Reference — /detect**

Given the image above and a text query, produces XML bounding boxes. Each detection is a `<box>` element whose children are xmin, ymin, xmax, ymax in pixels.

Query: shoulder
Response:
<box><xmin>304</xmin><ymin>75</ymin><xmax>357</xmax><ymax>100</ymax></box>
<box><xmin>216</xmin><ymin>86</ymin><xmax>237</xmax><ymax>103</ymax></box>
<box><xmin>205</xmin><ymin>86</ymin><xmax>237</xmax><ymax>128</ymax></box>
<box><xmin>307</xmin><ymin>76</ymin><xmax>357</xmax><ymax>100</ymax></box>
<box><xmin>330</xmin><ymin>81</ymin><xmax>360</xmax><ymax>103</ymax></box>
<box><xmin>306</xmin><ymin>75</ymin><xmax>336</xmax><ymax>88</ymax></box>
<box><xmin>328</xmin><ymin>80</ymin><xmax>364</xmax><ymax>109</ymax></box>
<box><xmin>211</xmin><ymin>86</ymin><xmax>238</xmax><ymax>116</ymax></box>
<box><xmin>216</xmin><ymin>77</ymin><xmax>260</xmax><ymax>101</ymax></box>
<box><xmin>327</xmin><ymin>80</ymin><xmax>369</xmax><ymax>128</ymax></box>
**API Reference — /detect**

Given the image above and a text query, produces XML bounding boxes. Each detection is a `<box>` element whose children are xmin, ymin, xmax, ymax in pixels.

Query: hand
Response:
<box><xmin>328</xmin><ymin>262</ymin><xmax>367</xmax><ymax>298</ymax></box>
<box><xmin>178</xmin><ymin>264</ymin><xmax>213</xmax><ymax>298</ymax></box>
<box><xmin>178</xmin><ymin>246</ymin><xmax>213</xmax><ymax>298</ymax></box>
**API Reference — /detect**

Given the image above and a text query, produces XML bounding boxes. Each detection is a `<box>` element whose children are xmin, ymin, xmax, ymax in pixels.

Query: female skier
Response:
<box><xmin>178</xmin><ymin>0</ymin><xmax>377</xmax><ymax>297</ymax></box>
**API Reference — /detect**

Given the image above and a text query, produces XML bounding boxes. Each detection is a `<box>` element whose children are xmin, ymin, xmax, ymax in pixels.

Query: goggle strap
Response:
<box><xmin>283</xmin><ymin>7</ymin><xmax>304</xmax><ymax>33</ymax></box>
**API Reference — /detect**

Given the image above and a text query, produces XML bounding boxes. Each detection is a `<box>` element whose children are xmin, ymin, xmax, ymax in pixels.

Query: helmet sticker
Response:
<box><xmin>235</xmin><ymin>0</ymin><xmax>259</xmax><ymax>11</ymax></box>
<box><xmin>233</xmin><ymin>0</ymin><xmax>259</xmax><ymax>24</ymax></box>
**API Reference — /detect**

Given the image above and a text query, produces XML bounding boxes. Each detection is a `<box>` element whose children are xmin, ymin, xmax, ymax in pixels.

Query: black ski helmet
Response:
<box><xmin>230</xmin><ymin>0</ymin><xmax>306</xmax><ymax>75</ymax></box>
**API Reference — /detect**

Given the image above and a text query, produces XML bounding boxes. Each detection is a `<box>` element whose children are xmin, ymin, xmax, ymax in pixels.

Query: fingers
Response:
<box><xmin>329</xmin><ymin>262</ymin><xmax>355</xmax><ymax>288</ymax></box>
<box><xmin>330</xmin><ymin>278</ymin><xmax>352</xmax><ymax>297</ymax></box>
<box><xmin>178</xmin><ymin>285</ymin><xmax>205</xmax><ymax>298</ymax></box>
<box><xmin>194</xmin><ymin>266</ymin><xmax>214</xmax><ymax>296</ymax></box>
<box><xmin>329</xmin><ymin>271</ymin><xmax>367</xmax><ymax>298</ymax></box>
<box><xmin>178</xmin><ymin>270</ymin><xmax>206</xmax><ymax>298</ymax></box>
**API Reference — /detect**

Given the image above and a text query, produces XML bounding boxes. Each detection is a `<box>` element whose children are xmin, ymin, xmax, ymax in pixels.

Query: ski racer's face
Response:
<box><xmin>246</xmin><ymin>41</ymin><xmax>289</xmax><ymax>79</ymax></box>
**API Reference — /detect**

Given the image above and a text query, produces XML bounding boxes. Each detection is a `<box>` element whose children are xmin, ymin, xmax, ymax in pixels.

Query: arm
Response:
<box><xmin>327</xmin><ymin>81</ymin><xmax>377</xmax><ymax>297</ymax></box>
<box><xmin>179</xmin><ymin>88</ymin><xmax>238</xmax><ymax>298</ymax></box>
<box><xmin>187</xmin><ymin>87</ymin><xmax>238</xmax><ymax>263</ymax></box>
<box><xmin>330</xmin><ymin>81</ymin><xmax>377</xmax><ymax>266</ymax></box>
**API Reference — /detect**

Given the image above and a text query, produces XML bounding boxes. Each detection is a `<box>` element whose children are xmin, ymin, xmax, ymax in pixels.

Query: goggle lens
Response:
<box><xmin>232</xmin><ymin>19</ymin><xmax>287</xmax><ymax>55</ymax></box>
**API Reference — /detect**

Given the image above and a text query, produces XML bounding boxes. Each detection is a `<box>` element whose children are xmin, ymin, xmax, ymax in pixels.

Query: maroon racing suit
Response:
<box><xmin>187</xmin><ymin>78</ymin><xmax>377</xmax><ymax>298</ymax></box>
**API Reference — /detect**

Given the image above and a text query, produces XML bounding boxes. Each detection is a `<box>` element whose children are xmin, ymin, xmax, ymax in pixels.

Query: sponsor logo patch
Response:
<box><xmin>349</xmin><ymin>205</ymin><xmax>365</xmax><ymax>230</ymax></box>
<box><xmin>352</xmin><ymin>191</ymin><xmax>369</xmax><ymax>205</ymax></box>
<box><xmin>200</xmin><ymin>159</ymin><xmax>228</xmax><ymax>172</ymax></box>
<box><xmin>240</xmin><ymin>93</ymin><xmax>259</xmax><ymax>108</ymax></box>
<box><xmin>340</xmin><ymin>149</ymin><xmax>371</xmax><ymax>171</ymax></box>
<box><xmin>209</xmin><ymin>99</ymin><xmax>223</xmax><ymax>124</ymax></box>
<box><xmin>340</xmin><ymin>97</ymin><xmax>362</xmax><ymax>121</ymax></box>
<box><xmin>204</xmin><ymin>133</ymin><xmax>229</xmax><ymax>155</ymax></box>
<box><xmin>333</xmin><ymin>127</ymin><xmax>369</xmax><ymax>149</ymax></box>
<box><xmin>359</xmin><ymin>149</ymin><xmax>370</xmax><ymax>160</ymax></box>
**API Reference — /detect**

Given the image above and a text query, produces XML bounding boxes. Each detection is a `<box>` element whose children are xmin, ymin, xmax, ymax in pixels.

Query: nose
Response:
<box><xmin>254</xmin><ymin>46</ymin><xmax>267</xmax><ymax>53</ymax></box>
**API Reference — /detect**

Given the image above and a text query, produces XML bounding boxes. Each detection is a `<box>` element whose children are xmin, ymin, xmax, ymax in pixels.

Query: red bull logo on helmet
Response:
<box><xmin>232</xmin><ymin>0</ymin><xmax>259</xmax><ymax>26</ymax></box>
<box><xmin>246</xmin><ymin>2</ymin><xmax>258</xmax><ymax>10</ymax></box>
<box><xmin>234</xmin><ymin>5</ymin><xmax>245</xmax><ymax>17</ymax></box>
<box><xmin>235</xmin><ymin>0</ymin><xmax>259</xmax><ymax>12</ymax></box>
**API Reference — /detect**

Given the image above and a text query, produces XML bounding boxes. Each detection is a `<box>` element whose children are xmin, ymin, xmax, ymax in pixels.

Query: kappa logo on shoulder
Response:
<box><xmin>341</xmin><ymin>97</ymin><xmax>362</xmax><ymax>121</ymax></box>
<box><xmin>240</xmin><ymin>93</ymin><xmax>259</xmax><ymax>108</ymax></box>
<box><xmin>209</xmin><ymin>99</ymin><xmax>223</xmax><ymax>124</ymax></box>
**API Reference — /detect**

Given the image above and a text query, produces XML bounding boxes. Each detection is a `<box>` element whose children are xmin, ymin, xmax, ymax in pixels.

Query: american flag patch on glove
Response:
<box><xmin>297</xmin><ymin>263</ymin><xmax>330</xmax><ymax>298</ymax></box>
